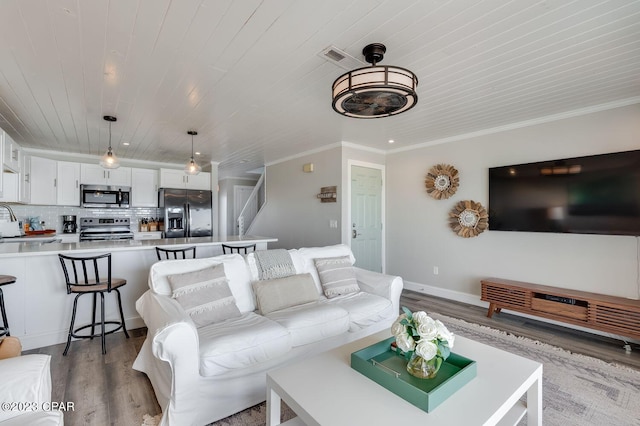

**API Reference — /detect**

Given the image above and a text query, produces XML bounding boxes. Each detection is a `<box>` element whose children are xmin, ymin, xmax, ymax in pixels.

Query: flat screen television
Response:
<box><xmin>488</xmin><ymin>149</ymin><xmax>640</xmax><ymax>236</ymax></box>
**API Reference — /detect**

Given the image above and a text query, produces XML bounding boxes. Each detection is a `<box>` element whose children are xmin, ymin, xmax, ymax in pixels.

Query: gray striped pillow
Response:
<box><xmin>314</xmin><ymin>256</ymin><xmax>360</xmax><ymax>299</ymax></box>
<box><xmin>167</xmin><ymin>263</ymin><xmax>241</xmax><ymax>327</ymax></box>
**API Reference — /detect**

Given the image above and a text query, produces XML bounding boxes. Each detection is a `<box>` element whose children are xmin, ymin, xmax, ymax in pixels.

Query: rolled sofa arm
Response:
<box><xmin>0</xmin><ymin>354</ymin><xmax>52</xmax><ymax>423</ymax></box>
<box><xmin>135</xmin><ymin>291</ymin><xmax>203</xmax><ymax>425</ymax></box>
<box><xmin>355</xmin><ymin>267</ymin><xmax>404</xmax><ymax>315</ymax></box>
<box><xmin>137</xmin><ymin>291</ymin><xmax>200</xmax><ymax>373</ymax></box>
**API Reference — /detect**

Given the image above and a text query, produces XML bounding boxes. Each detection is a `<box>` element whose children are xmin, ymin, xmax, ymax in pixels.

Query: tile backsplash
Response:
<box><xmin>0</xmin><ymin>205</ymin><xmax>163</xmax><ymax>233</ymax></box>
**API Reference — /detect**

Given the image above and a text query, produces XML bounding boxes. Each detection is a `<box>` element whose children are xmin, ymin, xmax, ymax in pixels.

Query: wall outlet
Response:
<box><xmin>433</xmin><ymin>266</ymin><xmax>439</xmax><ymax>275</ymax></box>
<box><xmin>329</xmin><ymin>219</ymin><xmax>338</xmax><ymax>228</ymax></box>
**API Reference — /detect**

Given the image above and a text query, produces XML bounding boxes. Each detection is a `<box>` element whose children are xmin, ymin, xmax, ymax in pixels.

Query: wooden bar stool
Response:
<box><xmin>0</xmin><ymin>275</ymin><xmax>16</xmax><ymax>337</ymax></box>
<box><xmin>221</xmin><ymin>244</ymin><xmax>256</xmax><ymax>254</ymax></box>
<box><xmin>58</xmin><ymin>254</ymin><xmax>129</xmax><ymax>355</ymax></box>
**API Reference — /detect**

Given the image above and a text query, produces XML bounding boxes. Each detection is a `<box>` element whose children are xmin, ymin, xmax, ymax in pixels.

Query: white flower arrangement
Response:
<box><xmin>391</xmin><ymin>307</ymin><xmax>455</xmax><ymax>361</ymax></box>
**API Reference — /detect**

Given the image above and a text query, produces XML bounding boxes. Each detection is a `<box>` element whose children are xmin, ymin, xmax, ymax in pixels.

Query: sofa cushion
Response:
<box><xmin>296</xmin><ymin>244</ymin><xmax>356</xmax><ymax>293</ymax></box>
<box><xmin>150</xmin><ymin>255</ymin><xmax>255</xmax><ymax>312</ymax></box>
<box><xmin>198</xmin><ymin>312</ymin><xmax>291</xmax><ymax>377</ymax></box>
<box><xmin>167</xmin><ymin>264</ymin><xmax>241</xmax><ymax>328</ymax></box>
<box><xmin>314</xmin><ymin>256</ymin><xmax>360</xmax><ymax>298</ymax></box>
<box><xmin>265</xmin><ymin>303</ymin><xmax>350</xmax><ymax>347</ymax></box>
<box><xmin>253</xmin><ymin>273</ymin><xmax>319</xmax><ymax>315</ymax></box>
<box><xmin>322</xmin><ymin>291</ymin><xmax>394</xmax><ymax>331</ymax></box>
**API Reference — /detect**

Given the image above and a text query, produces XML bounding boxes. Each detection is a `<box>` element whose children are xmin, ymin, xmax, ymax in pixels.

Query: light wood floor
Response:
<box><xmin>24</xmin><ymin>290</ymin><xmax>640</xmax><ymax>425</ymax></box>
<box><xmin>401</xmin><ymin>290</ymin><xmax>640</xmax><ymax>370</ymax></box>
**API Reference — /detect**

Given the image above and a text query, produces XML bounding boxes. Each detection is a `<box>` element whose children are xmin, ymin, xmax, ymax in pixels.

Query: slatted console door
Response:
<box><xmin>481</xmin><ymin>278</ymin><xmax>640</xmax><ymax>340</ymax></box>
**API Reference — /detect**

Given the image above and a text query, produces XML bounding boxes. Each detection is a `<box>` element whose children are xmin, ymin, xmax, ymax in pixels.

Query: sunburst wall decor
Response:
<box><xmin>449</xmin><ymin>200</ymin><xmax>489</xmax><ymax>238</ymax></box>
<box><xmin>425</xmin><ymin>164</ymin><xmax>459</xmax><ymax>199</ymax></box>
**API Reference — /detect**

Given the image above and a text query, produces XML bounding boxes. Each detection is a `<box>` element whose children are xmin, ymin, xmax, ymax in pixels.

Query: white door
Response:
<box><xmin>233</xmin><ymin>185</ymin><xmax>257</xmax><ymax>235</ymax></box>
<box><xmin>350</xmin><ymin>165</ymin><xmax>383</xmax><ymax>272</ymax></box>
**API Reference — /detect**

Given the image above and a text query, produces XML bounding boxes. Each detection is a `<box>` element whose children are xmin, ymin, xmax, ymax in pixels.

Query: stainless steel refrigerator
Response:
<box><xmin>159</xmin><ymin>188</ymin><xmax>213</xmax><ymax>238</ymax></box>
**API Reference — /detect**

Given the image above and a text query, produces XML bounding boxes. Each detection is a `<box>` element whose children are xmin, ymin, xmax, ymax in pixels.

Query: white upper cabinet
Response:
<box><xmin>131</xmin><ymin>168</ymin><xmax>158</xmax><ymax>207</ymax></box>
<box><xmin>0</xmin><ymin>173</ymin><xmax>18</xmax><ymax>202</ymax></box>
<box><xmin>29</xmin><ymin>156</ymin><xmax>57</xmax><ymax>205</ymax></box>
<box><xmin>80</xmin><ymin>163</ymin><xmax>131</xmax><ymax>187</ymax></box>
<box><xmin>2</xmin><ymin>131</ymin><xmax>21</xmax><ymax>173</ymax></box>
<box><xmin>56</xmin><ymin>161</ymin><xmax>80</xmax><ymax>206</ymax></box>
<box><xmin>19</xmin><ymin>154</ymin><xmax>30</xmax><ymax>203</ymax></box>
<box><xmin>159</xmin><ymin>168</ymin><xmax>210</xmax><ymax>190</ymax></box>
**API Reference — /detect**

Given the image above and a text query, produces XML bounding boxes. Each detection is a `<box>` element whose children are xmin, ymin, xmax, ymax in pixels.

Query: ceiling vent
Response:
<box><xmin>318</xmin><ymin>46</ymin><xmax>366</xmax><ymax>71</ymax></box>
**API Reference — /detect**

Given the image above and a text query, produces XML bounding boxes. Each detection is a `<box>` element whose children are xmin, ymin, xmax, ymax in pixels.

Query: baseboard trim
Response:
<box><xmin>21</xmin><ymin>316</ymin><xmax>145</xmax><ymax>351</ymax></box>
<box><xmin>403</xmin><ymin>281</ymin><xmax>640</xmax><ymax>346</ymax></box>
<box><xmin>403</xmin><ymin>281</ymin><xmax>488</xmax><ymax>308</ymax></box>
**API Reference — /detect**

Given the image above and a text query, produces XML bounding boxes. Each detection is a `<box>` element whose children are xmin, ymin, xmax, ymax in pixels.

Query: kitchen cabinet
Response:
<box><xmin>131</xmin><ymin>168</ymin><xmax>158</xmax><ymax>207</ymax></box>
<box><xmin>29</xmin><ymin>156</ymin><xmax>57</xmax><ymax>205</ymax></box>
<box><xmin>56</xmin><ymin>161</ymin><xmax>80</xmax><ymax>206</ymax></box>
<box><xmin>0</xmin><ymin>172</ymin><xmax>19</xmax><ymax>202</ymax></box>
<box><xmin>80</xmin><ymin>163</ymin><xmax>131</xmax><ymax>187</ymax></box>
<box><xmin>57</xmin><ymin>233</ymin><xmax>80</xmax><ymax>243</ymax></box>
<box><xmin>159</xmin><ymin>168</ymin><xmax>210</xmax><ymax>190</ymax></box>
<box><xmin>2</xmin><ymin>131</ymin><xmax>21</xmax><ymax>173</ymax></box>
<box><xmin>133</xmin><ymin>231</ymin><xmax>163</xmax><ymax>241</ymax></box>
<box><xmin>20</xmin><ymin>155</ymin><xmax>30</xmax><ymax>203</ymax></box>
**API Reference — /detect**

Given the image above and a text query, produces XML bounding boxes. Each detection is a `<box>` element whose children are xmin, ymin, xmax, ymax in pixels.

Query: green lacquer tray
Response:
<box><xmin>351</xmin><ymin>337</ymin><xmax>477</xmax><ymax>412</ymax></box>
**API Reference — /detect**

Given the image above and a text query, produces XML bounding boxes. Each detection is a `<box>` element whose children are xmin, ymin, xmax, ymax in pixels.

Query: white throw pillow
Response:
<box><xmin>297</xmin><ymin>244</ymin><xmax>356</xmax><ymax>293</ymax></box>
<box><xmin>150</xmin><ymin>254</ymin><xmax>256</xmax><ymax>312</ymax></box>
<box><xmin>314</xmin><ymin>255</ymin><xmax>360</xmax><ymax>299</ymax></box>
<box><xmin>167</xmin><ymin>263</ymin><xmax>241</xmax><ymax>328</ymax></box>
<box><xmin>252</xmin><ymin>273</ymin><xmax>319</xmax><ymax>315</ymax></box>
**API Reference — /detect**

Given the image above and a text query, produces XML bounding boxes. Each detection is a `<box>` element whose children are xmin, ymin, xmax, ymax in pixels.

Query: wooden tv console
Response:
<box><xmin>481</xmin><ymin>278</ymin><xmax>640</xmax><ymax>340</ymax></box>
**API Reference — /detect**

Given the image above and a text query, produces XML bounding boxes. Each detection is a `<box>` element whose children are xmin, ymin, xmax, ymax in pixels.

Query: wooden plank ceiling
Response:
<box><xmin>0</xmin><ymin>0</ymin><xmax>638</xmax><ymax>177</ymax></box>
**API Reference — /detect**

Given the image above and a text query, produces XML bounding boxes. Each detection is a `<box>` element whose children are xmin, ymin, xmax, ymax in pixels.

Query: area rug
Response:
<box><xmin>143</xmin><ymin>313</ymin><xmax>640</xmax><ymax>426</ymax></box>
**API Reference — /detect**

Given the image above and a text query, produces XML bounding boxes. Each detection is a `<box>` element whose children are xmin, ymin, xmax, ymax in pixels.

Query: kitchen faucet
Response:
<box><xmin>0</xmin><ymin>204</ymin><xmax>17</xmax><ymax>222</ymax></box>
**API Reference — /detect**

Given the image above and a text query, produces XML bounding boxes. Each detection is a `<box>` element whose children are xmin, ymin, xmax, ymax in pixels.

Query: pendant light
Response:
<box><xmin>332</xmin><ymin>43</ymin><xmax>418</xmax><ymax>118</ymax></box>
<box><xmin>100</xmin><ymin>115</ymin><xmax>121</xmax><ymax>169</ymax></box>
<box><xmin>184</xmin><ymin>130</ymin><xmax>201</xmax><ymax>175</ymax></box>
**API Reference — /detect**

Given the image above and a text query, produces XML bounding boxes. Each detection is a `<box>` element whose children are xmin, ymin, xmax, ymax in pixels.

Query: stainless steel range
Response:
<box><xmin>79</xmin><ymin>217</ymin><xmax>134</xmax><ymax>241</ymax></box>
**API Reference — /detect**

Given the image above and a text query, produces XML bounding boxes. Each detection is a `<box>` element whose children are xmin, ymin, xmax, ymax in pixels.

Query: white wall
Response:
<box><xmin>218</xmin><ymin>177</ymin><xmax>259</xmax><ymax>236</ymax></box>
<box><xmin>250</xmin><ymin>147</ymin><xmax>342</xmax><ymax>249</ymax></box>
<box><xmin>386</xmin><ymin>104</ymin><xmax>640</xmax><ymax>300</ymax></box>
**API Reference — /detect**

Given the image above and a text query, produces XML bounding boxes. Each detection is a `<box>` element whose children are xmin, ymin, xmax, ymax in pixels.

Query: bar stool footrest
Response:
<box><xmin>71</xmin><ymin>321</ymin><xmax>126</xmax><ymax>340</ymax></box>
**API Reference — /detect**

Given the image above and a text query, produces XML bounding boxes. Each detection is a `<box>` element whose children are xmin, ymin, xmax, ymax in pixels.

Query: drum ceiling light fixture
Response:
<box><xmin>332</xmin><ymin>43</ymin><xmax>418</xmax><ymax>119</ymax></box>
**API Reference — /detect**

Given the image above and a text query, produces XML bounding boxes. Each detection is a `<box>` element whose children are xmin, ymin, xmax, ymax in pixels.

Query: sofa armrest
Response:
<box><xmin>354</xmin><ymin>267</ymin><xmax>403</xmax><ymax>315</ymax></box>
<box><xmin>136</xmin><ymin>291</ymin><xmax>205</xmax><ymax>424</ymax></box>
<box><xmin>0</xmin><ymin>354</ymin><xmax>52</xmax><ymax>423</ymax></box>
<box><xmin>137</xmin><ymin>291</ymin><xmax>200</xmax><ymax>372</ymax></box>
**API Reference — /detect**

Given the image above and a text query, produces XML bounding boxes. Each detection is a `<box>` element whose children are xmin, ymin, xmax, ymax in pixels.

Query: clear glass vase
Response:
<box><xmin>406</xmin><ymin>352</ymin><xmax>443</xmax><ymax>379</ymax></box>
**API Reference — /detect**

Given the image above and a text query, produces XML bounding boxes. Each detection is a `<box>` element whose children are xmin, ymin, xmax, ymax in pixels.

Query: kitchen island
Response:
<box><xmin>0</xmin><ymin>235</ymin><xmax>276</xmax><ymax>350</ymax></box>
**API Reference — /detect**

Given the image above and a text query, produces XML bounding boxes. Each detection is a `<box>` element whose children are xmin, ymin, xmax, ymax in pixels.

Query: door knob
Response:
<box><xmin>352</xmin><ymin>229</ymin><xmax>357</xmax><ymax>238</ymax></box>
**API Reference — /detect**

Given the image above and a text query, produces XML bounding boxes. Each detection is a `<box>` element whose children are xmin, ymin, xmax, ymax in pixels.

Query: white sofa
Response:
<box><xmin>0</xmin><ymin>354</ymin><xmax>64</xmax><ymax>425</ymax></box>
<box><xmin>133</xmin><ymin>244</ymin><xmax>403</xmax><ymax>426</ymax></box>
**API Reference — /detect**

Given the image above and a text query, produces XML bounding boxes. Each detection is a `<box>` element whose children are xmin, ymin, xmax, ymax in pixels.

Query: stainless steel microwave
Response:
<box><xmin>80</xmin><ymin>185</ymin><xmax>131</xmax><ymax>208</ymax></box>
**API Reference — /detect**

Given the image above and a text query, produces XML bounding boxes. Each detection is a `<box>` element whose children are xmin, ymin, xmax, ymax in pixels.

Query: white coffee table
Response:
<box><xmin>267</xmin><ymin>331</ymin><xmax>542</xmax><ymax>426</ymax></box>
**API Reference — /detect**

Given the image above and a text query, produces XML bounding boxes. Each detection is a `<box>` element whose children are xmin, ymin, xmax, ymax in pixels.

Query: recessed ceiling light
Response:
<box><xmin>195</xmin><ymin>152</ymin><xmax>201</xmax><ymax>155</ymax></box>
<box><xmin>388</xmin><ymin>139</ymin><xmax>395</xmax><ymax>144</ymax></box>
<box><xmin>122</xmin><ymin>142</ymin><xmax>130</xmax><ymax>146</ymax></box>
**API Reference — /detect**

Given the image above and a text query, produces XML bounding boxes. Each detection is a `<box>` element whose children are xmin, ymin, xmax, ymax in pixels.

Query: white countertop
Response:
<box><xmin>0</xmin><ymin>234</ymin><xmax>277</xmax><ymax>257</ymax></box>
